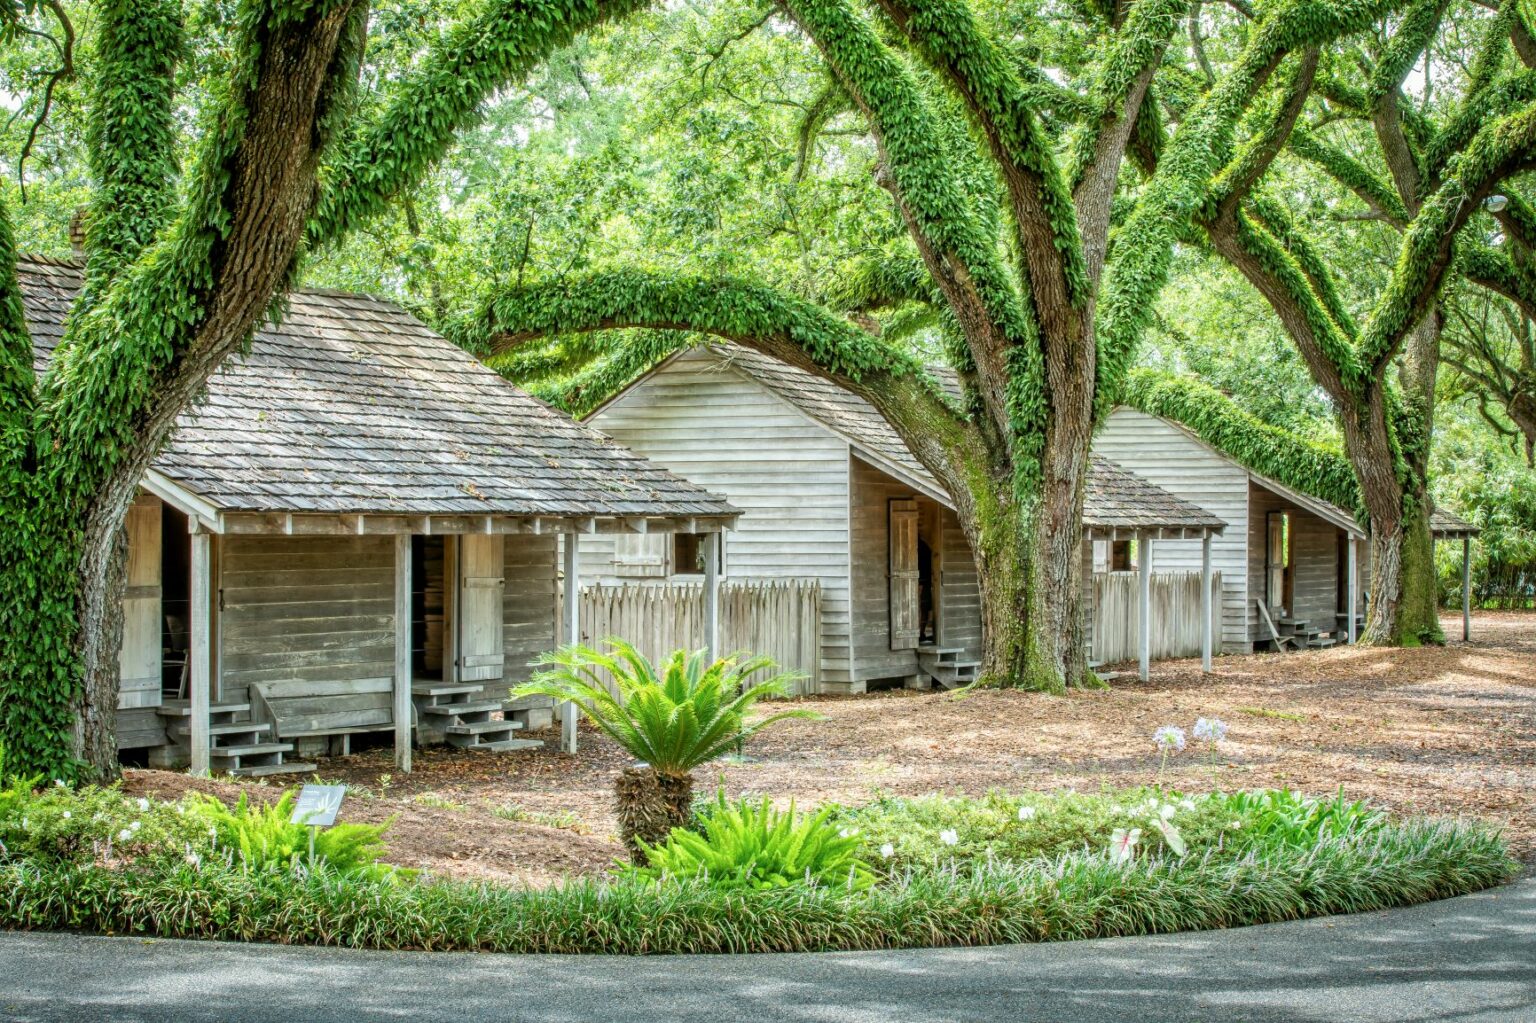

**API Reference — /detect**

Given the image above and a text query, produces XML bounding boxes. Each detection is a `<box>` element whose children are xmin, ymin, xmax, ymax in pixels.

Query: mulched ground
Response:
<box><xmin>124</xmin><ymin>611</ymin><xmax>1536</xmax><ymax>884</ymax></box>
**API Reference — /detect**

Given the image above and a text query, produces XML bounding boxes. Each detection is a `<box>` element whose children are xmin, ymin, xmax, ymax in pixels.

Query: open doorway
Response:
<box><xmin>411</xmin><ymin>535</ymin><xmax>446</xmax><ymax>682</ymax></box>
<box><xmin>160</xmin><ymin>503</ymin><xmax>191</xmax><ymax>700</ymax></box>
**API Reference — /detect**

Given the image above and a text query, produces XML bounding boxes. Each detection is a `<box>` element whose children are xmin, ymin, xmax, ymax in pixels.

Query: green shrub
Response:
<box><xmin>629</xmin><ymin>794</ymin><xmax>875</xmax><ymax>891</ymax></box>
<box><xmin>187</xmin><ymin>791</ymin><xmax>395</xmax><ymax>878</ymax></box>
<box><xmin>0</xmin><ymin>784</ymin><xmax>202</xmax><ymax>865</ymax></box>
<box><xmin>0</xmin><ymin>741</ymin><xmax>41</xmax><ymax>824</ymax></box>
<box><xmin>0</xmin><ymin>818</ymin><xmax>1513</xmax><ymax>954</ymax></box>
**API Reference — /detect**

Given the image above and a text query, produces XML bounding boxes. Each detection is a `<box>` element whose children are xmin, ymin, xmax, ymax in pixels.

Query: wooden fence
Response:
<box><xmin>560</xmin><ymin>579</ymin><xmax>822</xmax><ymax>696</ymax></box>
<box><xmin>1090</xmin><ymin>570</ymin><xmax>1220</xmax><ymax>665</ymax></box>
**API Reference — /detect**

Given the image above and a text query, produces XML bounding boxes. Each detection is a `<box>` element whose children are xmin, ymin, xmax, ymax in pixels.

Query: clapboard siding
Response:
<box><xmin>504</xmin><ymin>535</ymin><xmax>558</xmax><ymax>689</ymax></box>
<box><xmin>218</xmin><ymin>535</ymin><xmax>396</xmax><ymax>709</ymax></box>
<box><xmin>586</xmin><ymin>348</ymin><xmax>854</xmax><ymax>684</ymax></box>
<box><xmin>1094</xmin><ymin>409</ymin><xmax>1252</xmax><ymax>652</ymax></box>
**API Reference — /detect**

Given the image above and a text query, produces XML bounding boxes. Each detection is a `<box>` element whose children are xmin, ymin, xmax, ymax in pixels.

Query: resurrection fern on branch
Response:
<box><xmin>512</xmin><ymin>640</ymin><xmax>816</xmax><ymax>858</ymax></box>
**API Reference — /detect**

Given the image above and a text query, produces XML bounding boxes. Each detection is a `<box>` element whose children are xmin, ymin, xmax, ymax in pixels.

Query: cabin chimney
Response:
<box><xmin>68</xmin><ymin>207</ymin><xmax>87</xmax><ymax>258</ymax></box>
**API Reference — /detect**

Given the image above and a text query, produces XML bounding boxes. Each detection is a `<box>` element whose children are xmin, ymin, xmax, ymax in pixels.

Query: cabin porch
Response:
<box><xmin>117</xmin><ymin>487</ymin><xmax>732</xmax><ymax>775</ymax></box>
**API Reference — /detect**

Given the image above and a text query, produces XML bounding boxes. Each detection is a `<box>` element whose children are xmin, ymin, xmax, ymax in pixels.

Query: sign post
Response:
<box><xmin>290</xmin><ymin>784</ymin><xmax>347</xmax><ymax>867</ymax></box>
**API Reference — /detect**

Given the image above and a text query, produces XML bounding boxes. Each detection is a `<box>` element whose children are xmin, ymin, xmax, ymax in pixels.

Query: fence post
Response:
<box><xmin>562</xmin><ymin>533</ymin><xmax>580</xmax><ymax>754</ymax></box>
<box><xmin>1200</xmin><ymin>532</ymin><xmax>1213</xmax><ymax>673</ymax></box>
<box><xmin>1138</xmin><ymin>533</ymin><xmax>1152</xmax><ymax>682</ymax></box>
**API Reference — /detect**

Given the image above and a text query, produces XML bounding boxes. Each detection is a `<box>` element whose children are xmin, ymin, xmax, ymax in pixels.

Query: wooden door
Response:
<box><xmin>889</xmin><ymin>499</ymin><xmax>920</xmax><ymax>650</ymax></box>
<box><xmin>118</xmin><ymin>495</ymin><xmax>163</xmax><ymax>709</ymax></box>
<box><xmin>1265</xmin><ymin>512</ymin><xmax>1288</xmax><ymax>612</ymax></box>
<box><xmin>455</xmin><ymin>534</ymin><xmax>505</xmax><ymax>682</ymax></box>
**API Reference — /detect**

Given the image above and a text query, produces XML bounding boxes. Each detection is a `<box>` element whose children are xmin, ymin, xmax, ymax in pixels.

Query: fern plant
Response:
<box><xmin>513</xmin><ymin>640</ymin><xmax>818</xmax><ymax>858</ymax></box>
<box><xmin>188</xmin><ymin>791</ymin><xmax>395</xmax><ymax>878</ymax></box>
<box><xmin>0</xmin><ymin>742</ymin><xmax>40</xmax><ymax>822</ymax></box>
<box><xmin>629</xmin><ymin>794</ymin><xmax>875</xmax><ymax>891</ymax></box>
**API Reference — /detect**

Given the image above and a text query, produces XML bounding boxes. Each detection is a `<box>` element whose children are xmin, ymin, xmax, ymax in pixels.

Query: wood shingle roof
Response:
<box><xmin>22</xmin><ymin>257</ymin><xmax>736</xmax><ymax>522</ymax></box>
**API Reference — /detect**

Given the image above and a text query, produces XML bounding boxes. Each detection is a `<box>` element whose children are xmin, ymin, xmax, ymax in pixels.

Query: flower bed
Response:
<box><xmin>0</xmin><ymin>770</ymin><xmax>1516</xmax><ymax>955</ymax></box>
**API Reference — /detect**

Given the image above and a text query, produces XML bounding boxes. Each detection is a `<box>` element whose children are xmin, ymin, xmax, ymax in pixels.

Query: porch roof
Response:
<box><xmin>21</xmin><ymin>257</ymin><xmax>737</xmax><ymax>530</ymax></box>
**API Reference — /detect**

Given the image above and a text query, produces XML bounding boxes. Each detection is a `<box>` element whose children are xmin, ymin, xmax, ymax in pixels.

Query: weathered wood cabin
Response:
<box><xmin>583</xmin><ymin>345</ymin><xmax>1224</xmax><ymax>691</ymax></box>
<box><xmin>1095</xmin><ymin>407</ymin><xmax>1480</xmax><ymax>651</ymax></box>
<box><xmin>22</xmin><ymin>257</ymin><xmax>737</xmax><ymax>776</ymax></box>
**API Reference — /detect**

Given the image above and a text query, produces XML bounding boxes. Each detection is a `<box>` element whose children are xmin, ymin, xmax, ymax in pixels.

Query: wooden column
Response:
<box><xmin>394</xmin><ymin>534</ymin><xmax>413</xmax><ymax>773</ymax></box>
<box><xmin>562</xmin><ymin>532</ymin><xmax>580</xmax><ymax>754</ymax></box>
<box><xmin>1462</xmin><ymin>535</ymin><xmax>1472</xmax><ymax>642</ymax></box>
<box><xmin>703</xmin><ymin>532</ymin><xmax>721</xmax><ymax>661</ymax></box>
<box><xmin>189</xmin><ymin>531</ymin><xmax>212</xmax><ymax>775</ymax></box>
<box><xmin>1138</xmin><ymin>532</ymin><xmax>1152</xmax><ymax>682</ymax></box>
<box><xmin>1200</xmin><ymin>532</ymin><xmax>1213</xmax><ymax>673</ymax></box>
<box><xmin>1346</xmin><ymin>536</ymin><xmax>1358</xmax><ymax>645</ymax></box>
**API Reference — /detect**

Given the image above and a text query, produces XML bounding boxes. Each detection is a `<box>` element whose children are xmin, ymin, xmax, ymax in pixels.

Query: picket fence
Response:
<box><xmin>560</xmin><ymin>579</ymin><xmax>822</xmax><ymax>696</ymax></box>
<box><xmin>1090</xmin><ymin>570</ymin><xmax>1220</xmax><ymax>665</ymax></box>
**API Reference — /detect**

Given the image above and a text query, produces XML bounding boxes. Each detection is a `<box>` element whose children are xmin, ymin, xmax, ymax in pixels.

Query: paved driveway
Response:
<box><xmin>4</xmin><ymin>879</ymin><xmax>1533</xmax><ymax>1023</ymax></box>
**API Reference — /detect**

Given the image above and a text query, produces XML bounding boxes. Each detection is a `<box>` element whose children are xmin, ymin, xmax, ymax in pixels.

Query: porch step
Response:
<box><xmin>1307</xmin><ymin>636</ymin><xmax>1338</xmax><ymax>648</ymax></box>
<box><xmin>422</xmin><ymin>701</ymin><xmax>502</xmax><ymax>718</ymax></box>
<box><xmin>157</xmin><ymin>701</ymin><xmax>250</xmax><ymax>719</ymax></box>
<box><xmin>916</xmin><ymin>650</ymin><xmax>981</xmax><ymax>690</ymax></box>
<box><xmin>411</xmin><ymin>682</ymin><xmax>484</xmax><ymax>699</ymax></box>
<box><xmin>458</xmin><ymin>738</ymin><xmax>543</xmax><ymax>753</ymax></box>
<box><xmin>446</xmin><ymin>719</ymin><xmax>524</xmax><ymax>736</ymax></box>
<box><xmin>209</xmin><ymin>742</ymin><xmax>294</xmax><ymax>758</ymax></box>
<box><xmin>229</xmin><ymin>761</ymin><xmax>317</xmax><ymax>778</ymax></box>
<box><xmin>171</xmin><ymin>721</ymin><xmax>272</xmax><ymax>740</ymax></box>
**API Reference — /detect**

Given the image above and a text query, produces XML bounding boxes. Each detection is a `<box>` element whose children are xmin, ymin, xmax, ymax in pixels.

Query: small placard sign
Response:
<box><xmin>290</xmin><ymin>784</ymin><xmax>346</xmax><ymax>827</ymax></box>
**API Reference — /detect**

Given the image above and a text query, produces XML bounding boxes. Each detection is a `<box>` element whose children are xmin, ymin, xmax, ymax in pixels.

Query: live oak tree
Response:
<box><xmin>1181</xmin><ymin>0</ymin><xmax>1536</xmax><ymax>644</ymax></box>
<box><xmin>474</xmin><ymin>0</ymin><xmax>1421</xmax><ymax>690</ymax></box>
<box><xmin>0</xmin><ymin>0</ymin><xmax>657</xmax><ymax>779</ymax></box>
<box><xmin>1442</xmin><ymin>284</ymin><xmax>1536</xmax><ymax>466</ymax></box>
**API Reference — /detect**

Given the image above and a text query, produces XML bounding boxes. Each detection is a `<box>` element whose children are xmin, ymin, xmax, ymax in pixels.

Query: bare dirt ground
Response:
<box><xmin>125</xmin><ymin>611</ymin><xmax>1536</xmax><ymax>884</ymax></box>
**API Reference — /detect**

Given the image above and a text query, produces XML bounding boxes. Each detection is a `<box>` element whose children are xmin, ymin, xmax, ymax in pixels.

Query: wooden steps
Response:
<box><xmin>155</xmin><ymin>700</ymin><xmax>312</xmax><ymax>776</ymax></box>
<box><xmin>917</xmin><ymin>646</ymin><xmax>980</xmax><ymax>689</ymax></box>
<box><xmin>413</xmin><ymin>680</ymin><xmax>544</xmax><ymax>753</ymax></box>
<box><xmin>1260</xmin><ymin>610</ymin><xmax>1342</xmax><ymax>652</ymax></box>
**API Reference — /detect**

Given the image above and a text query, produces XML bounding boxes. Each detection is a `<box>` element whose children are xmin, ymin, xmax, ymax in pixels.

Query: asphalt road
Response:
<box><xmin>2</xmin><ymin>878</ymin><xmax>1533</xmax><ymax>1023</ymax></box>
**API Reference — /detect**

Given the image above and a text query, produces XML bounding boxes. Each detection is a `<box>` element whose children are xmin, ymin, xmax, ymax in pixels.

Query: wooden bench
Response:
<box><xmin>250</xmin><ymin>678</ymin><xmax>411</xmax><ymax>753</ymax></box>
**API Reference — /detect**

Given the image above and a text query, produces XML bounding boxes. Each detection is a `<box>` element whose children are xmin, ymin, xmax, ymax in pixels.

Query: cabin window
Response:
<box><xmin>670</xmin><ymin>533</ymin><xmax>723</xmax><ymax>576</ymax></box>
<box><xmin>1110</xmin><ymin>539</ymin><xmax>1137</xmax><ymax>571</ymax></box>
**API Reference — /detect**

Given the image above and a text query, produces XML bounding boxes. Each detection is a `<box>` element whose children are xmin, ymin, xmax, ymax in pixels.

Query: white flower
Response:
<box><xmin>1159</xmin><ymin>804</ymin><xmax>1177</xmax><ymax>821</ymax></box>
<box><xmin>117</xmin><ymin>829</ymin><xmax>133</xmax><ymax>843</ymax></box>
<box><xmin>1110</xmin><ymin>805</ymin><xmax>1125</xmax><ymax>815</ymax></box>
<box><xmin>939</xmin><ymin>829</ymin><xmax>959</xmax><ymax>847</ymax></box>
<box><xmin>61</xmin><ymin>810</ymin><xmax>71</xmax><ymax>820</ymax></box>
<box><xmin>1193</xmin><ymin>717</ymin><xmax>1229</xmax><ymax>743</ymax></box>
<box><xmin>838</xmin><ymin>827</ymin><xmax>856</xmax><ymax>838</ymax></box>
<box><xmin>130</xmin><ymin>820</ymin><xmax>141</xmax><ymax>831</ymax></box>
<box><xmin>880</xmin><ymin>843</ymin><xmax>895</xmax><ymax>859</ymax></box>
<box><xmin>1230</xmin><ymin>820</ymin><xmax>1243</xmax><ymax>829</ymax></box>
<box><xmin>136</xmin><ymin>798</ymin><xmax>150</xmax><ymax>812</ymax></box>
<box><xmin>1018</xmin><ymin>805</ymin><xmax>1037</xmax><ymax>821</ymax></box>
<box><xmin>1109</xmin><ymin>827</ymin><xmax>1142</xmax><ymax>865</ymax></box>
<box><xmin>54</xmin><ymin>779</ymin><xmax>65</xmax><ymax>789</ymax></box>
<box><xmin>1179</xmin><ymin>798</ymin><xmax>1197</xmax><ymax>812</ymax></box>
<box><xmin>1153</xmin><ymin>726</ymin><xmax>1186</xmax><ymax>752</ymax></box>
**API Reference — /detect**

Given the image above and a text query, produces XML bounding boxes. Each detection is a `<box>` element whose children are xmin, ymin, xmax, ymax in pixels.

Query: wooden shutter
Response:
<box><xmin>118</xmin><ymin>495</ymin><xmax>162</xmax><ymax>710</ymax></box>
<box><xmin>1266</xmin><ymin>512</ymin><xmax>1287</xmax><ymax>612</ymax></box>
<box><xmin>889</xmin><ymin>499</ymin><xmax>920</xmax><ymax>650</ymax></box>
<box><xmin>612</xmin><ymin>533</ymin><xmax>668</xmax><ymax>578</ymax></box>
<box><xmin>456</xmin><ymin>534</ymin><xmax>505</xmax><ymax>682</ymax></box>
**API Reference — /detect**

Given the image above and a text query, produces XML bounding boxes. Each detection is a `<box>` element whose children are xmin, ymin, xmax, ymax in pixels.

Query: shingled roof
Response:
<box><xmin>695</xmin><ymin>344</ymin><xmax>1222</xmax><ymax>534</ymax></box>
<box><xmin>22</xmin><ymin>257</ymin><xmax>736</xmax><ymax>523</ymax></box>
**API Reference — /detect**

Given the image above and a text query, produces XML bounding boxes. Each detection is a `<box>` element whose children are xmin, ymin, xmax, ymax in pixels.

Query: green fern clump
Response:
<box><xmin>0</xmin><ymin>741</ymin><xmax>41</xmax><ymax>823</ymax></box>
<box><xmin>187</xmin><ymin>791</ymin><xmax>396</xmax><ymax>879</ymax></box>
<box><xmin>628</xmin><ymin>794</ymin><xmax>874</xmax><ymax>891</ymax></box>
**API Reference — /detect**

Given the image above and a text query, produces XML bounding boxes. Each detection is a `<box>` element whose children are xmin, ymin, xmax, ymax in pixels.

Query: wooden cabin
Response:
<box><xmin>1095</xmin><ymin>408</ymin><xmax>1480</xmax><ymax>651</ymax></box>
<box><xmin>584</xmin><ymin>345</ymin><xmax>1224</xmax><ymax>691</ymax></box>
<box><xmin>21</xmin><ymin>257</ymin><xmax>737</xmax><ymax>775</ymax></box>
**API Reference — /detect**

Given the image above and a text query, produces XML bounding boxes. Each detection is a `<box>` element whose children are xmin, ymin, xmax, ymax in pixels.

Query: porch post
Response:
<box><xmin>703</xmin><ymin>531</ymin><xmax>721</xmax><ymax>660</ymax></box>
<box><xmin>1138</xmin><ymin>531</ymin><xmax>1152</xmax><ymax>682</ymax></box>
<box><xmin>562</xmin><ymin>532</ymin><xmax>580</xmax><ymax>754</ymax></box>
<box><xmin>393</xmin><ymin>533</ymin><xmax>413</xmax><ymax>773</ymax></box>
<box><xmin>189</xmin><ymin>531</ymin><xmax>212</xmax><ymax>775</ymax></box>
<box><xmin>1462</xmin><ymin>535</ymin><xmax>1472</xmax><ymax>642</ymax></box>
<box><xmin>1346</xmin><ymin>536</ymin><xmax>1358</xmax><ymax>645</ymax></box>
<box><xmin>1200</xmin><ymin>532</ymin><xmax>1213</xmax><ymax>673</ymax></box>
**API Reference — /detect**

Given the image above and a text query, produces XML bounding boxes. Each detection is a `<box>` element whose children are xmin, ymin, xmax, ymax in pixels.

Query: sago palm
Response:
<box><xmin>512</xmin><ymin>639</ymin><xmax>817</xmax><ymax>859</ymax></box>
